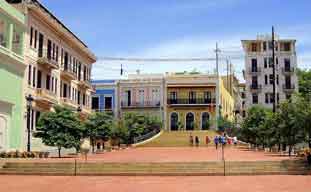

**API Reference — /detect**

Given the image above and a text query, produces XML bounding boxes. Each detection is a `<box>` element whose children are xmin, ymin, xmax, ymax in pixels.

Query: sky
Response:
<box><xmin>41</xmin><ymin>0</ymin><xmax>311</xmax><ymax>81</ymax></box>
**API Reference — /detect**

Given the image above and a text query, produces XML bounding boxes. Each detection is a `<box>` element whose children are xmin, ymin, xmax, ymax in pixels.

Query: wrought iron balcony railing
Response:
<box><xmin>121</xmin><ymin>101</ymin><xmax>161</xmax><ymax>108</ymax></box>
<box><xmin>167</xmin><ymin>98</ymin><xmax>216</xmax><ymax>105</ymax></box>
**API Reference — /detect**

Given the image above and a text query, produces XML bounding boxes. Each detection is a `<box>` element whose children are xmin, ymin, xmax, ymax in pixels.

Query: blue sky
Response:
<box><xmin>41</xmin><ymin>0</ymin><xmax>311</xmax><ymax>80</ymax></box>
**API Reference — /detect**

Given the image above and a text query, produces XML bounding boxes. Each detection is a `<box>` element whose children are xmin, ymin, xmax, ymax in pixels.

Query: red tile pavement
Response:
<box><xmin>3</xmin><ymin>146</ymin><xmax>296</xmax><ymax>163</ymax></box>
<box><xmin>1</xmin><ymin>175</ymin><xmax>311</xmax><ymax>192</ymax></box>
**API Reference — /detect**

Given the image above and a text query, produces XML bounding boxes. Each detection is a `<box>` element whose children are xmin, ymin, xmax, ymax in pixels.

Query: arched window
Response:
<box><xmin>186</xmin><ymin>112</ymin><xmax>194</xmax><ymax>130</ymax></box>
<box><xmin>170</xmin><ymin>112</ymin><xmax>178</xmax><ymax>131</ymax></box>
<box><xmin>201</xmin><ymin>112</ymin><xmax>210</xmax><ymax>130</ymax></box>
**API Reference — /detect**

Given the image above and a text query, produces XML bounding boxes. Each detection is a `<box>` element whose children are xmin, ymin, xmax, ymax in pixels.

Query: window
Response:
<box><xmin>251</xmin><ymin>76</ymin><xmax>258</xmax><ymax>87</ymax></box>
<box><xmin>201</xmin><ymin>112</ymin><xmax>210</xmax><ymax>130</ymax></box>
<box><xmin>12</xmin><ymin>26</ymin><xmax>22</xmax><ymax>55</ymax></box>
<box><xmin>265</xmin><ymin>75</ymin><xmax>268</xmax><ymax>85</ymax></box>
<box><xmin>189</xmin><ymin>91</ymin><xmax>196</xmax><ymax>104</ymax></box>
<box><xmin>105</xmin><ymin>97</ymin><xmax>112</xmax><ymax>109</ymax></box>
<box><xmin>169</xmin><ymin>91</ymin><xmax>177</xmax><ymax>104</ymax></box>
<box><xmin>34</xmin><ymin>30</ymin><xmax>38</xmax><ymax>49</ymax></box>
<box><xmin>30</xmin><ymin>27</ymin><xmax>33</xmax><ymax>47</ymax></box>
<box><xmin>285</xmin><ymin>75</ymin><xmax>291</xmax><ymax>88</ymax></box>
<box><xmin>284</xmin><ymin>58</ymin><xmax>291</xmax><ymax>70</ymax></box>
<box><xmin>204</xmin><ymin>91</ymin><xmax>211</xmax><ymax>103</ymax></box>
<box><xmin>276</xmin><ymin>75</ymin><xmax>279</xmax><ymax>85</ymax></box>
<box><xmin>37</xmin><ymin>70</ymin><xmax>42</xmax><ymax>88</ymax></box>
<box><xmin>170</xmin><ymin>112</ymin><xmax>178</xmax><ymax>131</ymax></box>
<box><xmin>251</xmin><ymin>43</ymin><xmax>257</xmax><ymax>52</ymax></box>
<box><xmin>32</xmin><ymin>67</ymin><xmax>36</xmax><ymax>87</ymax></box>
<box><xmin>263</xmin><ymin>42</ymin><xmax>267</xmax><ymax>51</ymax></box>
<box><xmin>46</xmin><ymin>75</ymin><xmax>50</xmax><ymax>90</ymax></box>
<box><xmin>28</xmin><ymin>65</ymin><xmax>32</xmax><ymax>85</ymax></box>
<box><xmin>277</xmin><ymin>93</ymin><xmax>280</xmax><ymax>104</ymax></box>
<box><xmin>55</xmin><ymin>78</ymin><xmax>58</xmax><ymax>94</ymax></box>
<box><xmin>252</xmin><ymin>93</ymin><xmax>258</xmax><ymax>104</ymax></box>
<box><xmin>269</xmin><ymin>93</ymin><xmax>274</xmax><ymax>103</ymax></box>
<box><xmin>269</xmin><ymin>74</ymin><xmax>274</xmax><ymax>85</ymax></box>
<box><xmin>91</xmin><ymin>97</ymin><xmax>99</xmax><ymax>110</ymax></box>
<box><xmin>283</xmin><ymin>42</ymin><xmax>291</xmax><ymax>51</ymax></box>
<box><xmin>35</xmin><ymin>111</ymin><xmax>41</xmax><ymax>127</ymax></box>
<box><xmin>251</xmin><ymin>59</ymin><xmax>257</xmax><ymax>72</ymax></box>
<box><xmin>269</xmin><ymin>57</ymin><xmax>273</xmax><ymax>68</ymax></box>
<box><xmin>268</xmin><ymin>41</ymin><xmax>273</xmax><ymax>50</ymax></box>
<box><xmin>63</xmin><ymin>83</ymin><xmax>67</xmax><ymax>98</ymax></box>
<box><xmin>264</xmin><ymin>58</ymin><xmax>267</xmax><ymax>68</ymax></box>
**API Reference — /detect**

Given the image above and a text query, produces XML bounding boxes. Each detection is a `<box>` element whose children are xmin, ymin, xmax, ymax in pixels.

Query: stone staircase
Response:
<box><xmin>0</xmin><ymin>160</ymin><xmax>309</xmax><ymax>176</ymax></box>
<box><xmin>139</xmin><ymin>131</ymin><xmax>218</xmax><ymax>147</ymax></box>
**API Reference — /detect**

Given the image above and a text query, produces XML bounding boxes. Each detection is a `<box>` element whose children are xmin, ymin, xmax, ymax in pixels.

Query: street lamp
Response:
<box><xmin>26</xmin><ymin>94</ymin><xmax>34</xmax><ymax>152</ymax></box>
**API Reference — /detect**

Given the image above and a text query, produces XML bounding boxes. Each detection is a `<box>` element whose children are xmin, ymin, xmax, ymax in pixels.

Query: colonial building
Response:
<box><xmin>0</xmin><ymin>0</ymin><xmax>26</xmax><ymax>151</ymax></box>
<box><xmin>164</xmin><ymin>73</ymin><xmax>235</xmax><ymax>131</ymax></box>
<box><xmin>7</xmin><ymin>0</ymin><xmax>96</xmax><ymax>151</ymax></box>
<box><xmin>242</xmin><ymin>35</ymin><xmax>298</xmax><ymax>110</ymax></box>
<box><xmin>118</xmin><ymin>74</ymin><xmax>164</xmax><ymax>120</ymax></box>
<box><xmin>91</xmin><ymin>80</ymin><xmax>118</xmax><ymax>116</ymax></box>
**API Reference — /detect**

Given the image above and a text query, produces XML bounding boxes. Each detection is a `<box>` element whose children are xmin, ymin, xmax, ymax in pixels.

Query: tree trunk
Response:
<box><xmin>58</xmin><ymin>147</ymin><xmax>61</xmax><ymax>158</ymax></box>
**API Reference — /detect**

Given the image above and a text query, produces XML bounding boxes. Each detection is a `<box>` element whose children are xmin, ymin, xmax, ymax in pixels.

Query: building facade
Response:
<box><xmin>118</xmin><ymin>74</ymin><xmax>164</xmax><ymax>120</ymax></box>
<box><xmin>91</xmin><ymin>80</ymin><xmax>118</xmax><ymax>115</ymax></box>
<box><xmin>0</xmin><ymin>0</ymin><xmax>26</xmax><ymax>151</ymax></box>
<box><xmin>8</xmin><ymin>0</ymin><xmax>96</xmax><ymax>151</ymax></box>
<box><xmin>242</xmin><ymin>35</ymin><xmax>298</xmax><ymax>110</ymax></box>
<box><xmin>164</xmin><ymin>73</ymin><xmax>235</xmax><ymax>131</ymax></box>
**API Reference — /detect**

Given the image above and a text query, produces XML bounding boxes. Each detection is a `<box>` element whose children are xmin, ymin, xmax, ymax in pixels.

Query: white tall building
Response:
<box><xmin>242</xmin><ymin>35</ymin><xmax>298</xmax><ymax>110</ymax></box>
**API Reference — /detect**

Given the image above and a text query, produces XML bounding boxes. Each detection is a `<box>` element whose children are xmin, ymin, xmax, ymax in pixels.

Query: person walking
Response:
<box><xmin>189</xmin><ymin>133</ymin><xmax>194</xmax><ymax>146</ymax></box>
<box><xmin>195</xmin><ymin>136</ymin><xmax>200</xmax><ymax>147</ymax></box>
<box><xmin>205</xmin><ymin>135</ymin><xmax>210</xmax><ymax>146</ymax></box>
<box><xmin>214</xmin><ymin>136</ymin><xmax>219</xmax><ymax>149</ymax></box>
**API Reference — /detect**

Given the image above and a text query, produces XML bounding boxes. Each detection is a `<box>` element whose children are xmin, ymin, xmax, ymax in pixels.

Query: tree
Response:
<box><xmin>297</xmin><ymin>69</ymin><xmax>311</xmax><ymax>101</ymax></box>
<box><xmin>34</xmin><ymin>105</ymin><xmax>83</xmax><ymax>158</ymax></box>
<box><xmin>83</xmin><ymin>112</ymin><xmax>114</xmax><ymax>153</ymax></box>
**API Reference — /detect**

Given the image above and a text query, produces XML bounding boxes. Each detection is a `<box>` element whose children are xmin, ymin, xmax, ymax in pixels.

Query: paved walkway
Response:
<box><xmin>1</xmin><ymin>175</ymin><xmax>311</xmax><ymax>192</ymax></box>
<box><xmin>2</xmin><ymin>146</ymin><xmax>295</xmax><ymax>163</ymax></box>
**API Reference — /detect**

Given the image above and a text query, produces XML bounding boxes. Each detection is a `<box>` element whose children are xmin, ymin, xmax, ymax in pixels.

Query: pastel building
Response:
<box><xmin>242</xmin><ymin>35</ymin><xmax>298</xmax><ymax>110</ymax></box>
<box><xmin>0</xmin><ymin>0</ymin><xmax>26</xmax><ymax>151</ymax></box>
<box><xmin>7</xmin><ymin>0</ymin><xmax>96</xmax><ymax>151</ymax></box>
<box><xmin>91</xmin><ymin>80</ymin><xmax>118</xmax><ymax>115</ymax></box>
<box><xmin>164</xmin><ymin>73</ymin><xmax>235</xmax><ymax>131</ymax></box>
<box><xmin>119</xmin><ymin>74</ymin><xmax>164</xmax><ymax>119</ymax></box>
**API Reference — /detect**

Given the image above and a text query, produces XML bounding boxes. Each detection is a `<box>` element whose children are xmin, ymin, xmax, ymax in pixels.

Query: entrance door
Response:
<box><xmin>186</xmin><ymin>113</ymin><xmax>194</xmax><ymax>130</ymax></box>
<box><xmin>0</xmin><ymin>116</ymin><xmax>7</xmax><ymax>151</ymax></box>
<box><xmin>170</xmin><ymin>113</ymin><xmax>178</xmax><ymax>131</ymax></box>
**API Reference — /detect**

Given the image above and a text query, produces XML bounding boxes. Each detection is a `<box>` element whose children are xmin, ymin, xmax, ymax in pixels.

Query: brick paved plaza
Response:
<box><xmin>1</xmin><ymin>175</ymin><xmax>311</xmax><ymax>192</ymax></box>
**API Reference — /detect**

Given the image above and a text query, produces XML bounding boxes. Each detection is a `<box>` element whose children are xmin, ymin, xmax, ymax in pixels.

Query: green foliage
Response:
<box><xmin>84</xmin><ymin>112</ymin><xmax>114</xmax><ymax>152</ymax></box>
<box><xmin>34</xmin><ymin>105</ymin><xmax>83</xmax><ymax>157</ymax></box>
<box><xmin>240</xmin><ymin>95</ymin><xmax>311</xmax><ymax>155</ymax></box>
<box><xmin>297</xmin><ymin>69</ymin><xmax>311</xmax><ymax>101</ymax></box>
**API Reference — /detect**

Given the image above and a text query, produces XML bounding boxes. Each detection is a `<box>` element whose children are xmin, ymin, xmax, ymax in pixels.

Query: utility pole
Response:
<box><xmin>215</xmin><ymin>43</ymin><xmax>220</xmax><ymax>131</ymax></box>
<box><xmin>272</xmin><ymin>26</ymin><xmax>276</xmax><ymax>113</ymax></box>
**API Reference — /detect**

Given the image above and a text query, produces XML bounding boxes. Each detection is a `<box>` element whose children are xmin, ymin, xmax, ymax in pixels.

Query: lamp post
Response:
<box><xmin>26</xmin><ymin>94</ymin><xmax>34</xmax><ymax>152</ymax></box>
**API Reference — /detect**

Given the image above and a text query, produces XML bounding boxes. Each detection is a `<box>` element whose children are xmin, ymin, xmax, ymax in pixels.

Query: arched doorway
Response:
<box><xmin>170</xmin><ymin>112</ymin><xmax>178</xmax><ymax>131</ymax></box>
<box><xmin>186</xmin><ymin>112</ymin><xmax>194</xmax><ymax>130</ymax></box>
<box><xmin>0</xmin><ymin>116</ymin><xmax>7</xmax><ymax>151</ymax></box>
<box><xmin>201</xmin><ymin>112</ymin><xmax>210</xmax><ymax>130</ymax></box>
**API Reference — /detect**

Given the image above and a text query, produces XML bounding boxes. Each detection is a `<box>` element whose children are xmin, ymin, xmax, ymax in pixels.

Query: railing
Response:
<box><xmin>167</xmin><ymin>98</ymin><xmax>216</xmax><ymax>105</ymax></box>
<box><xmin>282</xmin><ymin>67</ymin><xmax>295</xmax><ymax>73</ymax></box>
<box><xmin>37</xmin><ymin>49</ymin><xmax>59</xmax><ymax>69</ymax></box>
<box><xmin>133</xmin><ymin>128</ymin><xmax>161</xmax><ymax>144</ymax></box>
<box><xmin>249</xmin><ymin>84</ymin><xmax>262</xmax><ymax>90</ymax></box>
<box><xmin>247</xmin><ymin>68</ymin><xmax>261</xmax><ymax>74</ymax></box>
<box><xmin>283</xmin><ymin>84</ymin><xmax>295</xmax><ymax>91</ymax></box>
<box><xmin>36</xmin><ymin>88</ymin><xmax>57</xmax><ymax>103</ymax></box>
<box><xmin>121</xmin><ymin>101</ymin><xmax>160</xmax><ymax>108</ymax></box>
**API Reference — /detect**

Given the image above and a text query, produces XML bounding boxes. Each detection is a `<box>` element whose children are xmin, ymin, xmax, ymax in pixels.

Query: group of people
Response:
<box><xmin>189</xmin><ymin>133</ymin><xmax>238</xmax><ymax>148</ymax></box>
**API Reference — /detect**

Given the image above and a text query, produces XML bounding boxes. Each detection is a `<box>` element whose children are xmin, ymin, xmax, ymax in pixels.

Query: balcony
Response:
<box><xmin>61</xmin><ymin>68</ymin><xmax>75</xmax><ymax>80</ymax></box>
<box><xmin>37</xmin><ymin>49</ymin><xmax>59</xmax><ymax>69</ymax></box>
<box><xmin>60</xmin><ymin>97</ymin><xmax>77</xmax><ymax>109</ymax></box>
<box><xmin>247</xmin><ymin>68</ymin><xmax>261</xmax><ymax>75</ymax></box>
<box><xmin>35</xmin><ymin>88</ymin><xmax>58</xmax><ymax>105</ymax></box>
<box><xmin>283</xmin><ymin>84</ymin><xmax>295</xmax><ymax>92</ymax></box>
<box><xmin>78</xmin><ymin>80</ymin><xmax>92</xmax><ymax>89</ymax></box>
<box><xmin>249</xmin><ymin>84</ymin><xmax>262</xmax><ymax>92</ymax></box>
<box><xmin>121</xmin><ymin>101</ymin><xmax>161</xmax><ymax>108</ymax></box>
<box><xmin>167</xmin><ymin>98</ymin><xmax>216</xmax><ymax>106</ymax></box>
<box><xmin>282</xmin><ymin>67</ymin><xmax>295</xmax><ymax>74</ymax></box>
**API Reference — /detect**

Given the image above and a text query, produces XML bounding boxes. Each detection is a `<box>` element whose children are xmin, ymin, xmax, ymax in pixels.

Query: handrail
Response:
<box><xmin>133</xmin><ymin>128</ymin><xmax>161</xmax><ymax>143</ymax></box>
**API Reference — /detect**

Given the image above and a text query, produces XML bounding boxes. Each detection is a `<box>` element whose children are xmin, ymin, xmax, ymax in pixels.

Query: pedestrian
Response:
<box><xmin>233</xmin><ymin>136</ymin><xmax>238</xmax><ymax>146</ymax></box>
<box><xmin>189</xmin><ymin>133</ymin><xmax>194</xmax><ymax>146</ymax></box>
<box><xmin>214</xmin><ymin>136</ymin><xmax>219</xmax><ymax>149</ymax></box>
<box><xmin>205</xmin><ymin>135</ymin><xmax>210</xmax><ymax>146</ymax></box>
<box><xmin>195</xmin><ymin>136</ymin><xmax>199</xmax><ymax>147</ymax></box>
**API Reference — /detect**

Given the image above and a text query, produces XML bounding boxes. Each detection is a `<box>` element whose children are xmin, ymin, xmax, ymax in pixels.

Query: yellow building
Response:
<box><xmin>164</xmin><ymin>73</ymin><xmax>235</xmax><ymax>131</ymax></box>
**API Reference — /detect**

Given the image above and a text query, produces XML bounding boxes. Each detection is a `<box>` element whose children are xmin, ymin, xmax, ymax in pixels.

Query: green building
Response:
<box><xmin>0</xmin><ymin>0</ymin><xmax>25</xmax><ymax>151</ymax></box>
